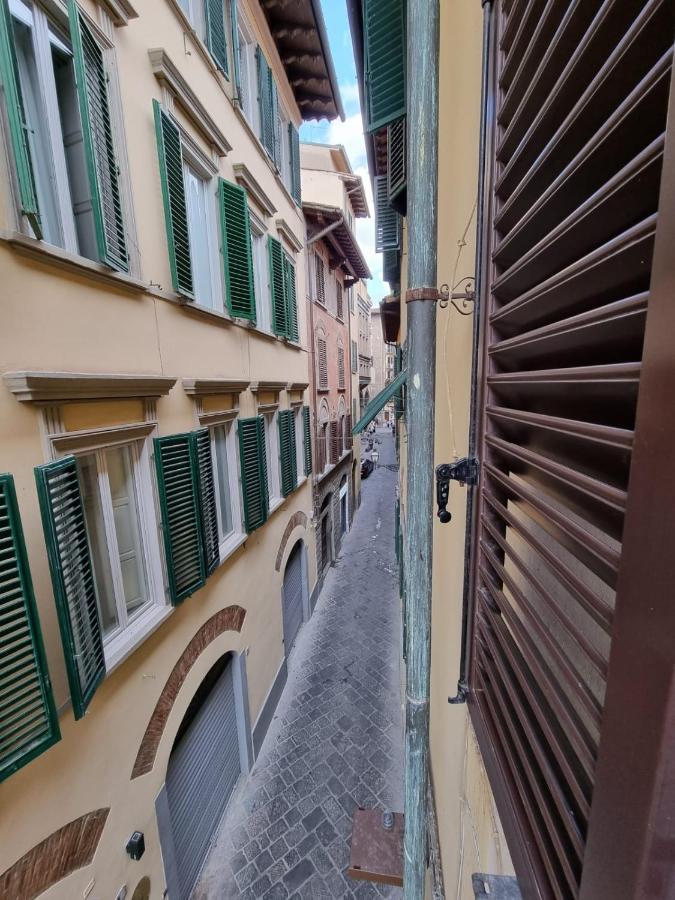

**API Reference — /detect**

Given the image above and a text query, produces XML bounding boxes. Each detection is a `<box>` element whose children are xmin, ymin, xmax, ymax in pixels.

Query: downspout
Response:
<box><xmin>403</xmin><ymin>0</ymin><xmax>440</xmax><ymax>896</ymax></box>
<box><xmin>448</xmin><ymin>0</ymin><xmax>495</xmax><ymax>706</ymax></box>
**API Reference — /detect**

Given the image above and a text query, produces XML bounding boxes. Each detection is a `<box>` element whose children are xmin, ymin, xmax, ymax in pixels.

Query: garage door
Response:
<box><xmin>165</xmin><ymin>658</ymin><xmax>240</xmax><ymax>899</ymax></box>
<box><xmin>283</xmin><ymin>543</ymin><xmax>304</xmax><ymax>653</ymax></box>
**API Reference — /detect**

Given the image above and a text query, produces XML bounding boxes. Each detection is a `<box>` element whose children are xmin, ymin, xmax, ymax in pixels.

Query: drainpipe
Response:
<box><xmin>448</xmin><ymin>0</ymin><xmax>495</xmax><ymax>706</ymax></box>
<box><xmin>403</xmin><ymin>0</ymin><xmax>440</xmax><ymax>895</ymax></box>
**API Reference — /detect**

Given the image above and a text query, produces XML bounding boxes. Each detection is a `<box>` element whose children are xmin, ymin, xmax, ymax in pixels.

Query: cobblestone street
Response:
<box><xmin>195</xmin><ymin>429</ymin><xmax>404</xmax><ymax>899</ymax></box>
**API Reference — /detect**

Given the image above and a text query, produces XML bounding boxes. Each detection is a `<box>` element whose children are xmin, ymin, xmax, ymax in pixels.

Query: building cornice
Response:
<box><xmin>5</xmin><ymin>372</ymin><xmax>177</xmax><ymax>403</ymax></box>
<box><xmin>287</xmin><ymin>382</ymin><xmax>309</xmax><ymax>391</ymax></box>
<box><xmin>182</xmin><ymin>378</ymin><xmax>250</xmax><ymax>396</ymax></box>
<box><xmin>149</xmin><ymin>49</ymin><xmax>232</xmax><ymax>156</ymax></box>
<box><xmin>233</xmin><ymin>164</ymin><xmax>277</xmax><ymax>218</ymax></box>
<box><xmin>250</xmin><ymin>381</ymin><xmax>287</xmax><ymax>393</ymax></box>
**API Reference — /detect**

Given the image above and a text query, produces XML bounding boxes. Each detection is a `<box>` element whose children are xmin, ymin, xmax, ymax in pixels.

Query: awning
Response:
<box><xmin>304</xmin><ymin>204</ymin><xmax>372</xmax><ymax>280</ymax></box>
<box><xmin>352</xmin><ymin>370</ymin><xmax>406</xmax><ymax>434</ymax></box>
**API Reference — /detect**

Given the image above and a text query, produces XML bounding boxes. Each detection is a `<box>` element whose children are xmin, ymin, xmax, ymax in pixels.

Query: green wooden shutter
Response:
<box><xmin>375</xmin><ymin>175</ymin><xmax>401</xmax><ymax>252</ymax></box>
<box><xmin>388</xmin><ymin>115</ymin><xmax>407</xmax><ymax>202</ymax></box>
<box><xmin>219</xmin><ymin>178</ymin><xmax>255</xmax><ymax>322</ymax></box>
<box><xmin>68</xmin><ymin>0</ymin><xmax>127</xmax><ymax>271</ymax></box>
<box><xmin>303</xmin><ymin>406</ymin><xmax>312</xmax><ymax>476</ymax></box>
<box><xmin>0</xmin><ymin>474</ymin><xmax>60</xmax><ymax>782</ymax></box>
<box><xmin>204</xmin><ymin>0</ymin><xmax>229</xmax><ymax>75</ymax></box>
<box><xmin>268</xmin><ymin>236</ymin><xmax>288</xmax><ymax>336</ymax></box>
<box><xmin>0</xmin><ymin>0</ymin><xmax>41</xmax><ymax>238</ymax></box>
<box><xmin>238</xmin><ymin>417</ymin><xmax>268</xmax><ymax>533</ymax></box>
<box><xmin>271</xmin><ymin>77</ymin><xmax>280</xmax><ymax>169</ymax></box>
<box><xmin>230</xmin><ymin>0</ymin><xmax>241</xmax><ymax>102</ymax></box>
<box><xmin>193</xmin><ymin>429</ymin><xmax>219</xmax><ymax>576</ymax></box>
<box><xmin>278</xmin><ymin>411</ymin><xmax>297</xmax><ymax>498</ymax></box>
<box><xmin>35</xmin><ymin>458</ymin><xmax>105</xmax><ymax>720</ymax></box>
<box><xmin>289</xmin><ymin>123</ymin><xmax>301</xmax><ymax>204</ymax></box>
<box><xmin>363</xmin><ymin>0</ymin><xmax>406</xmax><ymax>132</ymax></box>
<box><xmin>284</xmin><ymin>256</ymin><xmax>299</xmax><ymax>341</ymax></box>
<box><xmin>302</xmin><ymin>406</ymin><xmax>312</xmax><ymax>475</ymax></box>
<box><xmin>256</xmin><ymin>48</ymin><xmax>275</xmax><ymax>159</ymax></box>
<box><xmin>154</xmin><ymin>434</ymin><xmax>205</xmax><ymax>604</ymax></box>
<box><xmin>153</xmin><ymin>99</ymin><xmax>194</xmax><ymax>297</ymax></box>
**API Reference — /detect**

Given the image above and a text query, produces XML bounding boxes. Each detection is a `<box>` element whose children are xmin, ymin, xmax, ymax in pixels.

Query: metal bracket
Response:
<box><xmin>404</xmin><ymin>281</ymin><xmax>476</xmax><ymax>316</ymax></box>
<box><xmin>436</xmin><ymin>458</ymin><xmax>480</xmax><ymax>524</ymax></box>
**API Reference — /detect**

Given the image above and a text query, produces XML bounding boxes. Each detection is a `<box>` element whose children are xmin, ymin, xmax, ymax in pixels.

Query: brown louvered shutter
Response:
<box><xmin>317</xmin><ymin>424</ymin><xmax>326</xmax><ymax>473</ymax></box>
<box><xmin>317</xmin><ymin>338</ymin><xmax>328</xmax><ymax>389</ymax></box>
<box><xmin>329</xmin><ymin>421</ymin><xmax>339</xmax><ymax>465</ymax></box>
<box><xmin>345</xmin><ymin>413</ymin><xmax>352</xmax><ymax>450</ymax></box>
<box><xmin>469</xmin><ymin>4</ymin><xmax>675</xmax><ymax>899</ymax></box>
<box><xmin>315</xmin><ymin>254</ymin><xmax>326</xmax><ymax>304</ymax></box>
<box><xmin>338</xmin><ymin>347</ymin><xmax>346</xmax><ymax>390</ymax></box>
<box><xmin>336</xmin><ymin>282</ymin><xmax>343</xmax><ymax>320</ymax></box>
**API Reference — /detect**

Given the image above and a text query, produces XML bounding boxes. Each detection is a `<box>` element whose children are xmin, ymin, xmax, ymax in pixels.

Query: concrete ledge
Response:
<box><xmin>252</xmin><ymin>658</ymin><xmax>288</xmax><ymax>758</ymax></box>
<box><xmin>310</xmin><ymin>576</ymin><xmax>322</xmax><ymax>613</ymax></box>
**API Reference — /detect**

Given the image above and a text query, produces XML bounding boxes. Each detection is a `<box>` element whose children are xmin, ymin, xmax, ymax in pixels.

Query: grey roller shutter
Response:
<box><xmin>165</xmin><ymin>659</ymin><xmax>240</xmax><ymax>899</ymax></box>
<box><xmin>282</xmin><ymin>543</ymin><xmax>303</xmax><ymax>653</ymax></box>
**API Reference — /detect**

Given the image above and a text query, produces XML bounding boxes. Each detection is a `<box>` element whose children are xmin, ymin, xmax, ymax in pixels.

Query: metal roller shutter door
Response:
<box><xmin>166</xmin><ymin>661</ymin><xmax>240</xmax><ymax>899</ymax></box>
<box><xmin>283</xmin><ymin>543</ymin><xmax>304</xmax><ymax>653</ymax></box>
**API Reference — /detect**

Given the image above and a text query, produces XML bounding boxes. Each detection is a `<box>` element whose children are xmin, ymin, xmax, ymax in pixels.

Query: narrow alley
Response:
<box><xmin>195</xmin><ymin>428</ymin><xmax>404</xmax><ymax>899</ymax></box>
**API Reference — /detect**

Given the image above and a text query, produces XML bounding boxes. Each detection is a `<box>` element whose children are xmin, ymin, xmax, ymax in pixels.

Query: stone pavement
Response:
<box><xmin>195</xmin><ymin>428</ymin><xmax>404</xmax><ymax>899</ymax></box>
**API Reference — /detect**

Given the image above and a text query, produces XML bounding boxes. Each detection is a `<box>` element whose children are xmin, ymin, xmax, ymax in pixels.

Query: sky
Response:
<box><xmin>300</xmin><ymin>0</ymin><xmax>387</xmax><ymax>303</ymax></box>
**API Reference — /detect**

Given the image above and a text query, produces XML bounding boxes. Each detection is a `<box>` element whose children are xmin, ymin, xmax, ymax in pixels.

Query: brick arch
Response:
<box><xmin>0</xmin><ymin>809</ymin><xmax>109</xmax><ymax>900</ymax></box>
<box><xmin>131</xmin><ymin>605</ymin><xmax>245</xmax><ymax>779</ymax></box>
<box><xmin>275</xmin><ymin>511</ymin><xmax>309</xmax><ymax>571</ymax></box>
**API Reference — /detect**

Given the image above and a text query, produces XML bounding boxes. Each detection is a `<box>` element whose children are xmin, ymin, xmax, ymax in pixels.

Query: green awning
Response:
<box><xmin>352</xmin><ymin>370</ymin><xmax>406</xmax><ymax>434</ymax></box>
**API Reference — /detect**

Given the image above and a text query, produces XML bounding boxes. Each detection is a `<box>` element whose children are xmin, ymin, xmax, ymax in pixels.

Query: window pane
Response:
<box><xmin>106</xmin><ymin>445</ymin><xmax>147</xmax><ymax>620</ymax></box>
<box><xmin>78</xmin><ymin>454</ymin><xmax>118</xmax><ymax>637</ymax></box>
<box><xmin>184</xmin><ymin>163</ymin><xmax>215</xmax><ymax>308</ymax></box>
<box><xmin>252</xmin><ymin>230</ymin><xmax>270</xmax><ymax>330</ymax></box>
<box><xmin>214</xmin><ymin>425</ymin><xmax>233</xmax><ymax>537</ymax></box>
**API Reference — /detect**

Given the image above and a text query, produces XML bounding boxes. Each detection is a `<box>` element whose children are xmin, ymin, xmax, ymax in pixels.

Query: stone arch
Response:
<box><xmin>131</xmin><ymin>606</ymin><xmax>246</xmax><ymax>779</ymax></box>
<box><xmin>0</xmin><ymin>809</ymin><xmax>109</xmax><ymax>900</ymax></box>
<box><xmin>275</xmin><ymin>510</ymin><xmax>309</xmax><ymax>571</ymax></box>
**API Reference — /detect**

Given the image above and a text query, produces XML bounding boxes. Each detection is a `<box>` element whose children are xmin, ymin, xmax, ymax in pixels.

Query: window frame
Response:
<box><xmin>209</xmin><ymin>418</ymin><xmax>245</xmax><ymax>557</ymax></box>
<box><xmin>250</xmin><ymin>211</ymin><xmax>271</xmax><ymax>331</ymax></box>
<box><xmin>54</xmin><ymin>433</ymin><xmax>167</xmax><ymax>670</ymax></box>
<box><xmin>263</xmin><ymin>408</ymin><xmax>282</xmax><ymax>505</ymax></box>
<box><xmin>236</xmin><ymin>10</ymin><xmax>259</xmax><ymax>133</ymax></box>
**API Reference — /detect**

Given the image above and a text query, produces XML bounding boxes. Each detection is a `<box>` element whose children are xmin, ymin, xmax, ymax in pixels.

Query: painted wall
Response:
<box><xmin>0</xmin><ymin>0</ymin><xmax>318</xmax><ymax>895</ymax></box>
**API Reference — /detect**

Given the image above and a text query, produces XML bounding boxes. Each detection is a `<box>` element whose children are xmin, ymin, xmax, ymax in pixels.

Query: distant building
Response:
<box><xmin>370</xmin><ymin>306</ymin><xmax>396</xmax><ymax>422</ymax></box>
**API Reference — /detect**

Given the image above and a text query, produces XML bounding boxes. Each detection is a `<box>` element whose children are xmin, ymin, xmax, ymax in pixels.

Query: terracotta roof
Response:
<box><xmin>304</xmin><ymin>203</ymin><xmax>371</xmax><ymax>280</ymax></box>
<box><xmin>261</xmin><ymin>0</ymin><xmax>345</xmax><ymax>122</ymax></box>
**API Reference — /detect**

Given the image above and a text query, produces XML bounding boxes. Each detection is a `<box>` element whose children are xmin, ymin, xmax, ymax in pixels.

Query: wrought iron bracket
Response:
<box><xmin>436</xmin><ymin>458</ymin><xmax>480</xmax><ymax>524</ymax></box>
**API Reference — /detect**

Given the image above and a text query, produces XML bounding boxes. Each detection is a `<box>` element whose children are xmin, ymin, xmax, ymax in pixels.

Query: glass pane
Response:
<box><xmin>214</xmin><ymin>425</ymin><xmax>233</xmax><ymax>537</ymax></box>
<box><xmin>184</xmin><ymin>163</ymin><xmax>215</xmax><ymax>308</ymax></box>
<box><xmin>78</xmin><ymin>454</ymin><xmax>118</xmax><ymax>637</ymax></box>
<box><xmin>106</xmin><ymin>445</ymin><xmax>147</xmax><ymax>620</ymax></box>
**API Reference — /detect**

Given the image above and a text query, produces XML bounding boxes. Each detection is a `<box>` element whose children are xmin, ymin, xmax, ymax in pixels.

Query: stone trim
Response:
<box><xmin>131</xmin><ymin>605</ymin><xmax>246</xmax><ymax>778</ymax></box>
<box><xmin>5</xmin><ymin>372</ymin><xmax>176</xmax><ymax>403</ymax></box>
<box><xmin>287</xmin><ymin>381</ymin><xmax>309</xmax><ymax>391</ymax></box>
<box><xmin>275</xmin><ymin>511</ymin><xmax>309</xmax><ymax>571</ymax></box>
<box><xmin>97</xmin><ymin>0</ymin><xmax>138</xmax><ymax>25</ymax></box>
<box><xmin>233</xmin><ymin>164</ymin><xmax>277</xmax><ymax>218</ymax></box>
<box><xmin>275</xmin><ymin>218</ymin><xmax>304</xmax><ymax>253</ymax></box>
<box><xmin>0</xmin><ymin>809</ymin><xmax>109</xmax><ymax>900</ymax></box>
<box><xmin>250</xmin><ymin>381</ymin><xmax>287</xmax><ymax>393</ymax></box>
<box><xmin>182</xmin><ymin>378</ymin><xmax>249</xmax><ymax>396</ymax></box>
<box><xmin>149</xmin><ymin>49</ymin><xmax>232</xmax><ymax>156</ymax></box>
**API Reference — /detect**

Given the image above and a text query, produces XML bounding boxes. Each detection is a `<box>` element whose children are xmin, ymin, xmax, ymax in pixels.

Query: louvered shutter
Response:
<box><xmin>317</xmin><ymin>338</ymin><xmax>328</xmax><ymax>389</ymax></box>
<box><xmin>468</xmin><ymin>4</ymin><xmax>675</xmax><ymax>898</ymax></box>
<box><xmin>336</xmin><ymin>283</ymin><xmax>344</xmax><ymax>320</ymax></box>
<box><xmin>271</xmin><ymin>78</ymin><xmax>280</xmax><ymax>169</ymax></box>
<box><xmin>302</xmin><ymin>406</ymin><xmax>312</xmax><ymax>476</ymax></box>
<box><xmin>278</xmin><ymin>411</ymin><xmax>297</xmax><ymax>497</ymax></box>
<box><xmin>289</xmin><ymin>123</ymin><xmax>301</xmax><ymax>204</ymax></box>
<box><xmin>204</xmin><ymin>0</ymin><xmax>229</xmax><ymax>75</ymax></box>
<box><xmin>284</xmin><ymin>256</ymin><xmax>299</xmax><ymax>341</ymax></box>
<box><xmin>256</xmin><ymin>48</ymin><xmax>275</xmax><ymax>160</ymax></box>
<box><xmin>375</xmin><ymin>175</ymin><xmax>400</xmax><ymax>252</ymax></box>
<box><xmin>338</xmin><ymin>348</ymin><xmax>345</xmax><ymax>390</ymax></box>
<box><xmin>315</xmin><ymin>254</ymin><xmax>326</xmax><ymax>303</ymax></box>
<box><xmin>351</xmin><ymin>340</ymin><xmax>358</xmax><ymax>373</ymax></box>
<box><xmin>0</xmin><ymin>474</ymin><xmax>60</xmax><ymax>781</ymax></box>
<box><xmin>363</xmin><ymin>0</ymin><xmax>406</xmax><ymax>132</ymax></box>
<box><xmin>154</xmin><ymin>435</ymin><xmax>205</xmax><ymax>605</ymax></box>
<box><xmin>383</xmin><ymin>247</ymin><xmax>401</xmax><ymax>287</ymax></box>
<box><xmin>387</xmin><ymin>116</ymin><xmax>406</xmax><ymax>203</ymax></box>
<box><xmin>35</xmin><ymin>458</ymin><xmax>105</xmax><ymax>720</ymax></box>
<box><xmin>0</xmin><ymin>0</ymin><xmax>41</xmax><ymax>238</ymax></box>
<box><xmin>238</xmin><ymin>417</ymin><xmax>268</xmax><ymax>533</ymax></box>
<box><xmin>219</xmin><ymin>179</ymin><xmax>255</xmax><ymax>322</ymax></box>
<box><xmin>230</xmin><ymin>0</ymin><xmax>241</xmax><ymax>102</ymax></box>
<box><xmin>68</xmin><ymin>0</ymin><xmax>127</xmax><ymax>272</ymax></box>
<box><xmin>268</xmin><ymin>236</ymin><xmax>287</xmax><ymax>336</ymax></box>
<box><xmin>153</xmin><ymin>100</ymin><xmax>193</xmax><ymax>297</ymax></box>
<box><xmin>345</xmin><ymin>413</ymin><xmax>353</xmax><ymax>450</ymax></box>
<box><xmin>192</xmin><ymin>429</ymin><xmax>219</xmax><ymax>576</ymax></box>
<box><xmin>329</xmin><ymin>421</ymin><xmax>339</xmax><ymax>465</ymax></box>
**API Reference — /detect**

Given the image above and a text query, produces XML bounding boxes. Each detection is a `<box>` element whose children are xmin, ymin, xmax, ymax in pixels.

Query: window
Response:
<box><xmin>336</xmin><ymin>282</ymin><xmax>344</xmax><ymax>320</ymax></box>
<box><xmin>338</xmin><ymin>346</ymin><xmax>346</xmax><ymax>390</ymax></box>
<box><xmin>278</xmin><ymin>105</ymin><xmax>292</xmax><ymax>190</ymax></box>
<box><xmin>267</xmin><ymin>236</ymin><xmax>298</xmax><ymax>339</ymax></box>
<box><xmin>237</xmin><ymin>416</ymin><xmax>268</xmax><ymax>533</ymax></box>
<box><xmin>183</xmin><ymin>160</ymin><xmax>220</xmax><ymax>310</ymax></box>
<box><xmin>211</xmin><ymin>421</ymin><xmax>243</xmax><ymax>548</ymax></box>
<box><xmin>317</xmin><ymin>337</ymin><xmax>328</xmax><ymax>390</ymax></box>
<box><xmin>2</xmin><ymin>0</ymin><xmax>128</xmax><ymax>268</ymax></box>
<box><xmin>302</xmin><ymin>405</ymin><xmax>312</xmax><ymax>476</ymax></box>
<box><xmin>236</xmin><ymin>12</ymin><xmax>258</xmax><ymax>132</ymax></box>
<box><xmin>251</xmin><ymin>225</ymin><xmax>271</xmax><ymax>331</ymax></box>
<box><xmin>264</xmin><ymin>411</ymin><xmax>281</xmax><ymax>503</ymax></box>
<box><xmin>315</xmin><ymin>253</ymin><xmax>326</xmax><ymax>304</ymax></box>
<box><xmin>351</xmin><ymin>339</ymin><xmax>358</xmax><ymax>373</ymax></box>
<box><xmin>178</xmin><ymin>0</ymin><xmax>229</xmax><ymax>75</ymax></box>
<box><xmin>294</xmin><ymin>406</ymin><xmax>304</xmax><ymax>481</ymax></box>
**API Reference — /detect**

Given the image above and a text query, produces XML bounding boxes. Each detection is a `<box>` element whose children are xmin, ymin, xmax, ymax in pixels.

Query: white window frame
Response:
<box><xmin>56</xmin><ymin>434</ymin><xmax>167</xmax><ymax>670</ymax></box>
<box><xmin>237</xmin><ymin>11</ymin><xmax>259</xmax><ymax>134</ymax></box>
<box><xmin>278</xmin><ymin>103</ymin><xmax>292</xmax><ymax>192</ymax></box>
<box><xmin>250</xmin><ymin>212</ymin><xmax>271</xmax><ymax>331</ymax></box>
<box><xmin>180</xmin><ymin>140</ymin><xmax>223</xmax><ymax>312</ymax></box>
<box><xmin>264</xmin><ymin>410</ymin><xmax>282</xmax><ymax>504</ymax></box>
<box><xmin>210</xmin><ymin>419</ymin><xmax>245</xmax><ymax>558</ymax></box>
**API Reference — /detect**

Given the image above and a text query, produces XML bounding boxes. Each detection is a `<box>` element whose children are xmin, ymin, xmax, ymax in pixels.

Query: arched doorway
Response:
<box><xmin>158</xmin><ymin>654</ymin><xmax>244</xmax><ymax>899</ymax></box>
<box><xmin>282</xmin><ymin>541</ymin><xmax>306</xmax><ymax>655</ymax></box>
<box><xmin>320</xmin><ymin>492</ymin><xmax>333</xmax><ymax>573</ymax></box>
